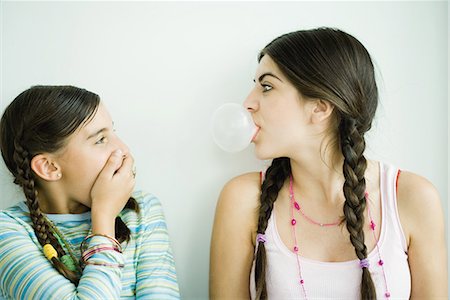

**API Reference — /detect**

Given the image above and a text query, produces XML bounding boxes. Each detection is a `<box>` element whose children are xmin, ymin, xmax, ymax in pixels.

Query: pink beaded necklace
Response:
<box><xmin>292</xmin><ymin>193</ymin><xmax>341</xmax><ymax>227</ymax></box>
<box><xmin>288</xmin><ymin>174</ymin><xmax>391</xmax><ymax>299</ymax></box>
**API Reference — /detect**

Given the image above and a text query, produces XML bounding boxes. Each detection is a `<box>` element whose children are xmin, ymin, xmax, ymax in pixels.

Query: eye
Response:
<box><xmin>261</xmin><ymin>83</ymin><xmax>273</xmax><ymax>92</ymax></box>
<box><xmin>95</xmin><ymin>136</ymin><xmax>108</xmax><ymax>144</ymax></box>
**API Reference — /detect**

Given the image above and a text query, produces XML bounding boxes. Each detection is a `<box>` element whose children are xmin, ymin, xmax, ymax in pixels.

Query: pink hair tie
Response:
<box><xmin>256</xmin><ymin>233</ymin><xmax>266</xmax><ymax>243</ymax></box>
<box><xmin>359</xmin><ymin>258</ymin><xmax>370</xmax><ymax>269</ymax></box>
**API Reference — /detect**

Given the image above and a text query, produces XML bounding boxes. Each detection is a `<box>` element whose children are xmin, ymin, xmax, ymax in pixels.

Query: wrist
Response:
<box><xmin>91</xmin><ymin>209</ymin><xmax>116</xmax><ymax>237</ymax></box>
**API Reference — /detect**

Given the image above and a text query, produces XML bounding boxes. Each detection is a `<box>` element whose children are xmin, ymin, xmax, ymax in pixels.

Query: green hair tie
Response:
<box><xmin>60</xmin><ymin>254</ymin><xmax>77</xmax><ymax>272</ymax></box>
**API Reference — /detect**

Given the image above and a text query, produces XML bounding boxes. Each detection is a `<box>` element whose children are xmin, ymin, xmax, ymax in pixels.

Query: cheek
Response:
<box><xmin>90</xmin><ymin>153</ymin><xmax>112</xmax><ymax>178</ymax></box>
<box><xmin>270</xmin><ymin>107</ymin><xmax>303</xmax><ymax>137</ymax></box>
<box><xmin>266</xmin><ymin>108</ymin><xmax>306</xmax><ymax>153</ymax></box>
<box><xmin>74</xmin><ymin>150</ymin><xmax>111</xmax><ymax>183</ymax></box>
<box><xmin>283</xmin><ymin>102</ymin><xmax>308</xmax><ymax>130</ymax></box>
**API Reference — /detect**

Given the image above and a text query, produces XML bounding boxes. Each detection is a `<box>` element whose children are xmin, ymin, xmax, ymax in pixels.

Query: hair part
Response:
<box><xmin>0</xmin><ymin>85</ymin><xmax>139</xmax><ymax>284</ymax></box>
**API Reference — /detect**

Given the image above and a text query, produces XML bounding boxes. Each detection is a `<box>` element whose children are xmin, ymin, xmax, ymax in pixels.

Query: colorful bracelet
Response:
<box><xmin>83</xmin><ymin>261</ymin><xmax>125</xmax><ymax>268</ymax></box>
<box><xmin>80</xmin><ymin>233</ymin><xmax>123</xmax><ymax>253</ymax></box>
<box><xmin>81</xmin><ymin>245</ymin><xmax>121</xmax><ymax>264</ymax></box>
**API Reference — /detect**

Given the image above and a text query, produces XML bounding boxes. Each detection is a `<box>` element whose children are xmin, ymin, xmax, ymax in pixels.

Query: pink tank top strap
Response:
<box><xmin>380</xmin><ymin>163</ymin><xmax>408</xmax><ymax>252</ymax></box>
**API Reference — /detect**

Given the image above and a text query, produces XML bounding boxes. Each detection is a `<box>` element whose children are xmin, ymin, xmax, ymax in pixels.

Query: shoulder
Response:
<box><xmin>396</xmin><ymin>170</ymin><xmax>444</xmax><ymax>243</ymax></box>
<box><xmin>0</xmin><ymin>203</ymin><xmax>30</xmax><ymax>229</ymax></box>
<box><xmin>217</xmin><ymin>172</ymin><xmax>261</xmax><ymax>214</ymax></box>
<box><xmin>121</xmin><ymin>191</ymin><xmax>166</xmax><ymax>227</ymax></box>
<box><xmin>397</xmin><ymin>170</ymin><xmax>442</xmax><ymax>213</ymax></box>
<box><xmin>132</xmin><ymin>191</ymin><xmax>163</xmax><ymax>212</ymax></box>
<box><xmin>0</xmin><ymin>204</ymin><xmax>37</xmax><ymax>249</ymax></box>
<box><xmin>213</xmin><ymin>172</ymin><xmax>261</xmax><ymax>243</ymax></box>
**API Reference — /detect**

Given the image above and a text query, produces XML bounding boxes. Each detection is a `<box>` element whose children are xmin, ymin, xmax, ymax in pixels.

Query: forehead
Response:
<box><xmin>81</xmin><ymin>103</ymin><xmax>112</xmax><ymax>132</ymax></box>
<box><xmin>255</xmin><ymin>55</ymin><xmax>285</xmax><ymax>78</ymax></box>
<box><xmin>55</xmin><ymin>102</ymin><xmax>111</xmax><ymax>154</ymax></box>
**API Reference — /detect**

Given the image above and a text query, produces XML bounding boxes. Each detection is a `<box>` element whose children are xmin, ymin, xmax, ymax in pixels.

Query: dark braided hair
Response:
<box><xmin>255</xmin><ymin>157</ymin><xmax>291</xmax><ymax>299</ymax></box>
<box><xmin>340</xmin><ymin>118</ymin><xmax>376</xmax><ymax>297</ymax></box>
<box><xmin>254</xmin><ymin>28</ymin><xmax>378</xmax><ymax>299</ymax></box>
<box><xmin>13</xmin><ymin>140</ymin><xmax>79</xmax><ymax>282</ymax></box>
<box><xmin>0</xmin><ymin>85</ymin><xmax>139</xmax><ymax>284</ymax></box>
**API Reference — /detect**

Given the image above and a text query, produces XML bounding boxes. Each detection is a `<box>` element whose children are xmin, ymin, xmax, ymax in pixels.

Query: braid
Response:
<box><xmin>255</xmin><ymin>157</ymin><xmax>291</xmax><ymax>300</ymax></box>
<box><xmin>115</xmin><ymin>197</ymin><xmax>140</xmax><ymax>243</ymax></box>
<box><xmin>13</xmin><ymin>139</ymin><xmax>79</xmax><ymax>284</ymax></box>
<box><xmin>340</xmin><ymin>118</ymin><xmax>376</xmax><ymax>299</ymax></box>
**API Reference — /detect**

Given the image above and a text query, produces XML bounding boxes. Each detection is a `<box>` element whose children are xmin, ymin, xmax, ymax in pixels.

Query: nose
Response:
<box><xmin>243</xmin><ymin>87</ymin><xmax>259</xmax><ymax>112</ymax></box>
<box><xmin>113</xmin><ymin>135</ymin><xmax>130</xmax><ymax>157</ymax></box>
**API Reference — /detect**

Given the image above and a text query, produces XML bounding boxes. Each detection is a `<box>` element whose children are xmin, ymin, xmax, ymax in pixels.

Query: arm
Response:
<box><xmin>135</xmin><ymin>194</ymin><xmax>180</xmax><ymax>299</ymax></box>
<box><xmin>0</xmin><ymin>213</ymin><xmax>124</xmax><ymax>300</ymax></box>
<box><xmin>397</xmin><ymin>171</ymin><xmax>448</xmax><ymax>299</ymax></box>
<box><xmin>210</xmin><ymin>173</ymin><xmax>260</xmax><ymax>300</ymax></box>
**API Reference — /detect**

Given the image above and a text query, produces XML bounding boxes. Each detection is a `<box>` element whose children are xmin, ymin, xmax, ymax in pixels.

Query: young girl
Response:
<box><xmin>0</xmin><ymin>86</ymin><xmax>179</xmax><ymax>299</ymax></box>
<box><xmin>210</xmin><ymin>28</ymin><xmax>447</xmax><ymax>299</ymax></box>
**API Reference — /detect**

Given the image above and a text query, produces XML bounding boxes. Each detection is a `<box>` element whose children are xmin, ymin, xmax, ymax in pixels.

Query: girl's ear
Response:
<box><xmin>30</xmin><ymin>154</ymin><xmax>62</xmax><ymax>181</ymax></box>
<box><xmin>310</xmin><ymin>99</ymin><xmax>334</xmax><ymax>124</ymax></box>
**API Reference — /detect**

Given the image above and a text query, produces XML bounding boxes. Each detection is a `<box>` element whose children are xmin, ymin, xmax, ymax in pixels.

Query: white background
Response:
<box><xmin>1</xmin><ymin>1</ymin><xmax>448</xmax><ymax>298</ymax></box>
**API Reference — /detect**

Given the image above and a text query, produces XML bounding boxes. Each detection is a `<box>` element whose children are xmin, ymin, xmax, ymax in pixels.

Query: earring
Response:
<box><xmin>57</xmin><ymin>173</ymin><xmax>62</xmax><ymax>178</ymax></box>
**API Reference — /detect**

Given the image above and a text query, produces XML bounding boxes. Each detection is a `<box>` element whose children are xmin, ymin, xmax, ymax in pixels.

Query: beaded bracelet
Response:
<box><xmin>80</xmin><ymin>233</ymin><xmax>123</xmax><ymax>254</ymax></box>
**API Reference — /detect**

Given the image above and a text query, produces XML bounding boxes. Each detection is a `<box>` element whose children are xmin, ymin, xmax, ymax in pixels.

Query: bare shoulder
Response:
<box><xmin>396</xmin><ymin>171</ymin><xmax>448</xmax><ymax>297</ymax></box>
<box><xmin>397</xmin><ymin>170</ymin><xmax>442</xmax><ymax>212</ymax></box>
<box><xmin>213</xmin><ymin>172</ymin><xmax>261</xmax><ymax>242</ymax></box>
<box><xmin>218</xmin><ymin>172</ymin><xmax>261</xmax><ymax>210</ymax></box>
<box><xmin>210</xmin><ymin>173</ymin><xmax>261</xmax><ymax>297</ymax></box>
<box><xmin>397</xmin><ymin>170</ymin><xmax>444</xmax><ymax>244</ymax></box>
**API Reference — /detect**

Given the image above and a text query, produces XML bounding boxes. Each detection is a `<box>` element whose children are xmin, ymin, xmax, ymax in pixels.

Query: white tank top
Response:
<box><xmin>250</xmin><ymin>162</ymin><xmax>411</xmax><ymax>299</ymax></box>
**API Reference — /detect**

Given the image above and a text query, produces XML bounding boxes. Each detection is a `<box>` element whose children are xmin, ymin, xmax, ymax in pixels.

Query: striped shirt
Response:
<box><xmin>0</xmin><ymin>191</ymin><xmax>180</xmax><ymax>299</ymax></box>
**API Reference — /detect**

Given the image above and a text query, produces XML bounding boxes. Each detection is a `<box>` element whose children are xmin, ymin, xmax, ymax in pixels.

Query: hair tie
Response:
<box><xmin>359</xmin><ymin>258</ymin><xmax>370</xmax><ymax>269</ymax></box>
<box><xmin>61</xmin><ymin>254</ymin><xmax>77</xmax><ymax>271</ymax></box>
<box><xmin>43</xmin><ymin>244</ymin><xmax>58</xmax><ymax>260</ymax></box>
<box><xmin>256</xmin><ymin>233</ymin><xmax>266</xmax><ymax>243</ymax></box>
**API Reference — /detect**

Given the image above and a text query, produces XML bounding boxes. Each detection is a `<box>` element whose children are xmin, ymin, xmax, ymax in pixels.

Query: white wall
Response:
<box><xmin>1</xmin><ymin>1</ymin><xmax>447</xmax><ymax>299</ymax></box>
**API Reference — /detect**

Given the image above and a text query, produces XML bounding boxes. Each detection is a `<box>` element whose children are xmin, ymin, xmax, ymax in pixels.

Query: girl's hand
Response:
<box><xmin>90</xmin><ymin>149</ymin><xmax>135</xmax><ymax>236</ymax></box>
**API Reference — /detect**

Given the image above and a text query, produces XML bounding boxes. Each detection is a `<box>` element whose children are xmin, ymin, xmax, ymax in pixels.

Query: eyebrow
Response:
<box><xmin>87</xmin><ymin>128</ymin><xmax>107</xmax><ymax>140</ymax></box>
<box><xmin>253</xmin><ymin>72</ymin><xmax>283</xmax><ymax>83</ymax></box>
<box><xmin>87</xmin><ymin>121</ymin><xmax>114</xmax><ymax>140</ymax></box>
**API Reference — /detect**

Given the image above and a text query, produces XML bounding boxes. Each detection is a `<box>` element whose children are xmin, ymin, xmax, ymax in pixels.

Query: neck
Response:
<box><xmin>36</xmin><ymin>185</ymin><xmax>89</xmax><ymax>214</ymax></box>
<box><xmin>288</xmin><ymin>143</ymin><xmax>345</xmax><ymax>206</ymax></box>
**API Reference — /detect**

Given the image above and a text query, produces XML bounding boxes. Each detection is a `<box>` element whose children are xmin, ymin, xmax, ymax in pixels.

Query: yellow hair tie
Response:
<box><xmin>43</xmin><ymin>244</ymin><xmax>58</xmax><ymax>260</ymax></box>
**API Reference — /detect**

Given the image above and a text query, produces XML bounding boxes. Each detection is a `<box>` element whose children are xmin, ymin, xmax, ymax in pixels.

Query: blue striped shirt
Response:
<box><xmin>0</xmin><ymin>191</ymin><xmax>180</xmax><ymax>299</ymax></box>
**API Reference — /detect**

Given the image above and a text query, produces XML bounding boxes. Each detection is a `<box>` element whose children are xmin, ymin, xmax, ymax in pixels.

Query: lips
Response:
<box><xmin>251</xmin><ymin>126</ymin><xmax>260</xmax><ymax>142</ymax></box>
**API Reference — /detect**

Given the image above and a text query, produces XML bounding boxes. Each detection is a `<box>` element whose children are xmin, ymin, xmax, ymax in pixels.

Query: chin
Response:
<box><xmin>253</xmin><ymin>144</ymin><xmax>277</xmax><ymax>161</ymax></box>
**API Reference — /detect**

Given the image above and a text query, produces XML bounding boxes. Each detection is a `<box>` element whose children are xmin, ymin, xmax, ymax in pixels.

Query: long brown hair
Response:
<box><xmin>0</xmin><ymin>85</ymin><xmax>139</xmax><ymax>284</ymax></box>
<box><xmin>254</xmin><ymin>28</ymin><xmax>378</xmax><ymax>299</ymax></box>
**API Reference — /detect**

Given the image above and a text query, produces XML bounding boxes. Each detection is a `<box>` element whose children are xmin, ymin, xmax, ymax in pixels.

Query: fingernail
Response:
<box><xmin>113</xmin><ymin>149</ymin><xmax>123</xmax><ymax>156</ymax></box>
